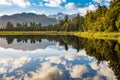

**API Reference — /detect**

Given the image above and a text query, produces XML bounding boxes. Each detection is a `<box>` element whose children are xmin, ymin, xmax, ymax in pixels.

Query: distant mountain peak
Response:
<box><xmin>48</xmin><ymin>13</ymin><xmax>77</xmax><ymax>21</ymax></box>
<box><xmin>0</xmin><ymin>13</ymin><xmax>57</xmax><ymax>27</ymax></box>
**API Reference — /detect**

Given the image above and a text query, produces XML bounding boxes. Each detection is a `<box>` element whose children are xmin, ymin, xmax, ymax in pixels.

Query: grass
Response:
<box><xmin>118</xmin><ymin>37</ymin><xmax>120</xmax><ymax>44</ymax></box>
<box><xmin>72</xmin><ymin>32</ymin><xmax>120</xmax><ymax>41</ymax></box>
<box><xmin>0</xmin><ymin>31</ymin><xmax>120</xmax><ymax>42</ymax></box>
<box><xmin>0</xmin><ymin>31</ymin><xmax>70</xmax><ymax>35</ymax></box>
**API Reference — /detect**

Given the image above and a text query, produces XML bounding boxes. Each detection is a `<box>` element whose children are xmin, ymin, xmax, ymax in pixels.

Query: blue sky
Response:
<box><xmin>0</xmin><ymin>0</ymin><xmax>110</xmax><ymax>16</ymax></box>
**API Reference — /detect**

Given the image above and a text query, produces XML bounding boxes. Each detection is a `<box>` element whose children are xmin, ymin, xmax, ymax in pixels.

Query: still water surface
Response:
<box><xmin>0</xmin><ymin>35</ymin><xmax>119</xmax><ymax>80</ymax></box>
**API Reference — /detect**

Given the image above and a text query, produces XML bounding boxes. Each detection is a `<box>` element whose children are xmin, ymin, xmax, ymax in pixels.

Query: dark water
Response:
<box><xmin>0</xmin><ymin>35</ymin><xmax>120</xmax><ymax>80</ymax></box>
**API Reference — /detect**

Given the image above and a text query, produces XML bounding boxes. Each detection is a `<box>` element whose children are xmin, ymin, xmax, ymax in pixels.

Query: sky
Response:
<box><xmin>0</xmin><ymin>0</ymin><xmax>110</xmax><ymax>16</ymax></box>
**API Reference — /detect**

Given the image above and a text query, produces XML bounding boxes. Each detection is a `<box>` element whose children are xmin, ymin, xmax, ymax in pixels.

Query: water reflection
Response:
<box><xmin>83</xmin><ymin>39</ymin><xmax>120</xmax><ymax>79</ymax></box>
<box><xmin>0</xmin><ymin>35</ymin><xmax>84</xmax><ymax>51</ymax></box>
<box><xmin>0</xmin><ymin>35</ymin><xmax>119</xmax><ymax>80</ymax></box>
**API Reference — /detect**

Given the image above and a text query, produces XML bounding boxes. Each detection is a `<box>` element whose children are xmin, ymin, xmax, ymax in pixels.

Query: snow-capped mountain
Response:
<box><xmin>48</xmin><ymin>13</ymin><xmax>77</xmax><ymax>21</ymax></box>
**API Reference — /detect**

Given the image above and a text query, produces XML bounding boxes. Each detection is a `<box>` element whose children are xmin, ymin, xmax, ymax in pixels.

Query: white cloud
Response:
<box><xmin>78</xmin><ymin>4</ymin><xmax>96</xmax><ymax>16</ymax></box>
<box><xmin>0</xmin><ymin>48</ymin><xmax>117</xmax><ymax>80</ymax></box>
<box><xmin>43</xmin><ymin>0</ymin><xmax>66</xmax><ymax>7</ymax></box>
<box><xmin>0</xmin><ymin>67</ymin><xmax>7</xmax><ymax>74</ymax></box>
<box><xmin>0</xmin><ymin>45</ymin><xmax>116</xmax><ymax>80</ymax></box>
<box><xmin>0</xmin><ymin>0</ymin><xmax>12</xmax><ymax>5</ymax></box>
<box><xmin>88</xmin><ymin>4</ymin><xmax>96</xmax><ymax>11</ymax></box>
<box><xmin>65</xmin><ymin>54</ymin><xmax>76</xmax><ymax>61</ymax></box>
<box><xmin>0</xmin><ymin>0</ymin><xmax>31</xmax><ymax>7</ymax></box>
<box><xmin>10</xmin><ymin>57</ymin><xmax>31</xmax><ymax>72</ymax></box>
<box><xmin>93</xmin><ymin>0</ymin><xmax>101</xmax><ymax>3</ymax></box>
<box><xmin>24</xmin><ymin>62</ymin><xmax>63</xmax><ymax>80</ymax></box>
<box><xmin>103</xmin><ymin>0</ymin><xmax>110</xmax><ymax>7</ymax></box>
<box><xmin>12</xmin><ymin>0</ymin><xmax>31</xmax><ymax>7</ymax></box>
<box><xmin>78</xmin><ymin>8</ymin><xmax>87</xmax><ymax>16</ymax></box>
<box><xmin>29</xmin><ymin>10</ymin><xmax>37</xmax><ymax>14</ymax></box>
<box><xmin>70</xmin><ymin>65</ymin><xmax>88</xmax><ymax>78</ymax></box>
<box><xmin>28</xmin><ymin>10</ymin><xmax>43</xmax><ymax>15</ymax></box>
<box><xmin>0</xmin><ymin>57</ymin><xmax>31</xmax><ymax>73</ymax></box>
<box><xmin>93</xmin><ymin>0</ymin><xmax>110</xmax><ymax>6</ymax></box>
<box><xmin>0</xmin><ymin>58</ymin><xmax>13</xmax><ymax>66</ymax></box>
<box><xmin>65</xmin><ymin>50</ymin><xmax>86</xmax><ymax>61</ymax></box>
<box><xmin>98</xmin><ymin>62</ymin><xmax>116</xmax><ymax>80</ymax></box>
<box><xmin>77</xmin><ymin>50</ymin><xmax>87</xmax><ymax>57</ymax></box>
<box><xmin>90</xmin><ymin>61</ymin><xmax>116</xmax><ymax>80</ymax></box>
<box><xmin>65</xmin><ymin>2</ymin><xmax>76</xmax><ymax>9</ymax></box>
<box><xmin>89</xmin><ymin>61</ymin><xmax>99</xmax><ymax>70</ymax></box>
<box><xmin>83</xmin><ymin>74</ymin><xmax>103</xmax><ymax>80</ymax></box>
<box><xmin>63</xmin><ymin>0</ymin><xmax>110</xmax><ymax>15</ymax></box>
<box><xmin>45</xmin><ymin>56</ymin><xmax>62</xmax><ymax>64</ymax></box>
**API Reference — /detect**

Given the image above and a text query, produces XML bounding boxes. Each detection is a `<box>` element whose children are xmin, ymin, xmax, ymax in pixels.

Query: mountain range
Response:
<box><xmin>0</xmin><ymin>13</ymin><xmax>77</xmax><ymax>28</ymax></box>
<box><xmin>0</xmin><ymin>13</ymin><xmax>57</xmax><ymax>27</ymax></box>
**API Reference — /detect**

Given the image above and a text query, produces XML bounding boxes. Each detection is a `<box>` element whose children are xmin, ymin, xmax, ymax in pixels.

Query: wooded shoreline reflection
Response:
<box><xmin>83</xmin><ymin>39</ymin><xmax>120</xmax><ymax>79</ymax></box>
<box><xmin>0</xmin><ymin>35</ymin><xmax>84</xmax><ymax>51</ymax></box>
<box><xmin>0</xmin><ymin>35</ymin><xmax>120</xmax><ymax>79</ymax></box>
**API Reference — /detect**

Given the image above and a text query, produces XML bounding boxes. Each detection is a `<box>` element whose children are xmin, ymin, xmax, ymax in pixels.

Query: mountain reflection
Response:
<box><xmin>0</xmin><ymin>35</ymin><xmax>120</xmax><ymax>80</ymax></box>
<box><xmin>0</xmin><ymin>35</ymin><xmax>84</xmax><ymax>51</ymax></box>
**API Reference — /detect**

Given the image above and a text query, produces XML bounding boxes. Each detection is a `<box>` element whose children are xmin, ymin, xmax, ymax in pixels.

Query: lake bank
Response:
<box><xmin>73</xmin><ymin>32</ymin><xmax>120</xmax><ymax>40</ymax></box>
<box><xmin>0</xmin><ymin>31</ymin><xmax>120</xmax><ymax>41</ymax></box>
<box><xmin>0</xmin><ymin>31</ymin><xmax>70</xmax><ymax>35</ymax></box>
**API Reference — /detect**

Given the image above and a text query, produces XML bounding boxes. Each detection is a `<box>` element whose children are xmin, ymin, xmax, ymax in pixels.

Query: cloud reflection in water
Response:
<box><xmin>0</xmin><ymin>43</ymin><xmax>116</xmax><ymax>80</ymax></box>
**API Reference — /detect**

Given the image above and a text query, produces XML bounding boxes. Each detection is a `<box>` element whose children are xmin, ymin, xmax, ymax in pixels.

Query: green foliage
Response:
<box><xmin>6</xmin><ymin>21</ymin><xmax>14</xmax><ymax>29</ymax></box>
<box><xmin>1</xmin><ymin>1</ymin><xmax>120</xmax><ymax>32</ymax></box>
<box><xmin>1</xmin><ymin>13</ymin><xmax>85</xmax><ymax>31</ymax></box>
<box><xmin>64</xmin><ymin>15</ymin><xmax>69</xmax><ymax>22</ymax></box>
<box><xmin>83</xmin><ymin>38</ymin><xmax>120</xmax><ymax>79</ymax></box>
<box><xmin>83</xmin><ymin>1</ymin><xmax>120</xmax><ymax>32</ymax></box>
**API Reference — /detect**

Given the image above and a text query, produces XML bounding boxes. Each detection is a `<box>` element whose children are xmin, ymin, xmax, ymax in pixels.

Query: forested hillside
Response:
<box><xmin>0</xmin><ymin>0</ymin><xmax>119</xmax><ymax>32</ymax></box>
<box><xmin>83</xmin><ymin>0</ymin><xmax>120</xmax><ymax>32</ymax></box>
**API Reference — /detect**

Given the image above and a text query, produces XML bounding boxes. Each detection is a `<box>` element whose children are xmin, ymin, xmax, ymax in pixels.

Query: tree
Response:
<box><xmin>64</xmin><ymin>15</ymin><xmax>69</xmax><ymax>22</ymax></box>
<box><xmin>16</xmin><ymin>23</ymin><xmax>21</xmax><ymax>27</ymax></box>
<box><xmin>24</xmin><ymin>23</ymin><xmax>28</xmax><ymax>27</ymax></box>
<box><xmin>6</xmin><ymin>21</ymin><xmax>14</xmax><ymax>30</ymax></box>
<box><xmin>38</xmin><ymin>23</ymin><xmax>41</xmax><ymax>27</ymax></box>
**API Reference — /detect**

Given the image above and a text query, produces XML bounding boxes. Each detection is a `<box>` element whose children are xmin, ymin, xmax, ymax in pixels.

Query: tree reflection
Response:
<box><xmin>0</xmin><ymin>35</ymin><xmax>120</xmax><ymax>79</ymax></box>
<box><xmin>5</xmin><ymin>36</ymin><xmax>15</xmax><ymax>44</ymax></box>
<box><xmin>83</xmin><ymin>39</ymin><xmax>120</xmax><ymax>79</ymax></box>
<box><xmin>0</xmin><ymin>35</ymin><xmax>84</xmax><ymax>51</ymax></box>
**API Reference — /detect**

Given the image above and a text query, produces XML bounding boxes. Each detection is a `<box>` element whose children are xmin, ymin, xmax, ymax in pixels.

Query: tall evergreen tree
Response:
<box><xmin>6</xmin><ymin>21</ymin><xmax>14</xmax><ymax>30</ymax></box>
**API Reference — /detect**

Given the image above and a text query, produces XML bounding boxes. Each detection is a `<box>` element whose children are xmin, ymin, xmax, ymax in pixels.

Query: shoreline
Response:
<box><xmin>0</xmin><ymin>31</ymin><xmax>120</xmax><ymax>41</ymax></box>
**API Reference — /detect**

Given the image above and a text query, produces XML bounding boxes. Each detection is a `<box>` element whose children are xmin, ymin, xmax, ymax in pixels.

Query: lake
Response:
<box><xmin>0</xmin><ymin>35</ymin><xmax>119</xmax><ymax>80</ymax></box>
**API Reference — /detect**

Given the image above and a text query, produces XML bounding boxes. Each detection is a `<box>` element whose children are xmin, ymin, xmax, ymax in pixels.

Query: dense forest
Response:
<box><xmin>0</xmin><ymin>0</ymin><xmax>119</xmax><ymax>32</ymax></box>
